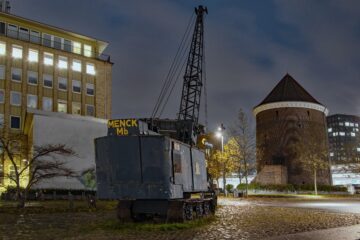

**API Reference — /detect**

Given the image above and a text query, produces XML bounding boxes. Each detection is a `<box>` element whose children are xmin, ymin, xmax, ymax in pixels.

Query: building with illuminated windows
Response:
<box><xmin>0</xmin><ymin>5</ymin><xmax>112</xmax><ymax>194</ymax></box>
<box><xmin>327</xmin><ymin>114</ymin><xmax>360</xmax><ymax>186</ymax></box>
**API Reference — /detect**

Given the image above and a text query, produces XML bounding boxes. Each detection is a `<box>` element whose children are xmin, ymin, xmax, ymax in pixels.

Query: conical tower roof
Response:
<box><xmin>256</xmin><ymin>74</ymin><xmax>321</xmax><ymax>107</ymax></box>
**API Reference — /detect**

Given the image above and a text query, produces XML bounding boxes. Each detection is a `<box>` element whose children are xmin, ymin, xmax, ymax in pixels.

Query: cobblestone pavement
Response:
<box><xmin>1</xmin><ymin>198</ymin><xmax>360</xmax><ymax>240</ymax></box>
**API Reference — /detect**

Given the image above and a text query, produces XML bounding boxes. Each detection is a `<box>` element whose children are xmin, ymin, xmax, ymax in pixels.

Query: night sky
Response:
<box><xmin>11</xmin><ymin>0</ymin><xmax>360</xmax><ymax>131</ymax></box>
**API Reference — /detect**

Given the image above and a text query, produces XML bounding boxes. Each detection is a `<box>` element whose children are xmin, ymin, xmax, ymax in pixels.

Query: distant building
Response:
<box><xmin>0</xmin><ymin>5</ymin><xmax>112</xmax><ymax>193</ymax></box>
<box><xmin>327</xmin><ymin>114</ymin><xmax>360</xmax><ymax>185</ymax></box>
<box><xmin>253</xmin><ymin>74</ymin><xmax>331</xmax><ymax>185</ymax></box>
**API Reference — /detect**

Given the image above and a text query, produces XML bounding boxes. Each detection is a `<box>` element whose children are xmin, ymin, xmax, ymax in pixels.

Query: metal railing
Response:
<box><xmin>1</xmin><ymin>29</ymin><xmax>111</xmax><ymax>62</ymax></box>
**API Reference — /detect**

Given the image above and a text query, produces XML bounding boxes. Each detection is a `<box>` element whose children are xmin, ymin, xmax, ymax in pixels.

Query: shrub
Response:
<box><xmin>226</xmin><ymin>184</ymin><xmax>234</xmax><ymax>192</ymax></box>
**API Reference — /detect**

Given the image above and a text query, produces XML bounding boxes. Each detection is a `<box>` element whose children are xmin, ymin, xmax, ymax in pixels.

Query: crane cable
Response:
<box><xmin>151</xmin><ymin>12</ymin><xmax>195</xmax><ymax>119</ymax></box>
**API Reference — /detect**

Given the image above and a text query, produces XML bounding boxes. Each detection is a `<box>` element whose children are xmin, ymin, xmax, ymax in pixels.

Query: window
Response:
<box><xmin>72</xmin><ymin>59</ymin><xmax>81</xmax><ymax>72</ymax></box>
<box><xmin>12</xmin><ymin>45</ymin><xmax>22</xmax><ymax>59</ymax></box>
<box><xmin>58</xmin><ymin>56</ymin><xmax>67</xmax><ymax>69</ymax></box>
<box><xmin>72</xmin><ymin>102</ymin><xmax>81</xmax><ymax>115</ymax></box>
<box><xmin>86</xmin><ymin>83</ymin><xmax>94</xmax><ymax>95</ymax></box>
<box><xmin>356</xmin><ymin>123</ymin><xmax>359</xmax><ymax>127</ymax></box>
<box><xmin>0</xmin><ymin>42</ymin><xmax>5</xmax><ymax>55</ymax></box>
<box><xmin>0</xmin><ymin>22</ymin><xmax>5</xmax><ymax>35</ymax></box>
<box><xmin>357</xmin><ymin>148</ymin><xmax>360</xmax><ymax>152</ymax></box>
<box><xmin>30</xmin><ymin>30</ymin><xmax>40</xmax><ymax>43</ymax></box>
<box><xmin>72</xmin><ymin>41</ymin><xmax>81</xmax><ymax>54</ymax></box>
<box><xmin>11</xmin><ymin>68</ymin><xmax>22</xmax><ymax>82</ymax></box>
<box><xmin>28</xmin><ymin>71</ymin><xmax>38</xmax><ymax>85</ymax></box>
<box><xmin>350</xmin><ymin>123</ymin><xmax>355</xmax><ymax>127</ymax></box>
<box><xmin>28</xmin><ymin>49</ymin><xmax>38</xmax><ymax>62</ymax></box>
<box><xmin>43</xmin><ymin>74</ymin><xmax>53</xmax><ymax>88</ymax></box>
<box><xmin>10</xmin><ymin>116</ymin><xmax>20</xmax><ymax>129</ymax></box>
<box><xmin>7</xmin><ymin>24</ymin><xmax>18</xmax><ymax>38</ymax></box>
<box><xmin>345</xmin><ymin>122</ymin><xmax>350</xmax><ymax>127</ymax></box>
<box><xmin>58</xmin><ymin>100</ymin><xmax>67</xmax><ymax>113</ymax></box>
<box><xmin>328</xmin><ymin>128</ymin><xmax>332</xmax><ymax>133</ymax></box>
<box><xmin>86</xmin><ymin>105</ymin><xmax>95</xmax><ymax>116</ymax></box>
<box><xmin>351</xmin><ymin>132</ymin><xmax>356</xmax><ymax>137</ymax></box>
<box><xmin>44</xmin><ymin>52</ymin><xmax>53</xmax><ymax>65</ymax></box>
<box><xmin>27</xmin><ymin>94</ymin><xmax>37</xmax><ymax>108</ymax></box>
<box><xmin>0</xmin><ymin>65</ymin><xmax>4</xmax><ymax>79</ymax></box>
<box><xmin>19</xmin><ymin>27</ymin><xmax>29</xmax><ymax>41</ymax></box>
<box><xmin>0</xmin><ymin>114</ymin><xmax>3</xmax><ymax>127</ymax></box>
<box><xmin>72</xmin><ymin>80</ymin><xmax>81</xmax><ymax>93</ymax></box>
<box><xmin>333</xmin><ymin>132</ymin><xmax>338</xmax><ymax>136</ymax></box>
<box><xmin>54</xmin><ymin>36</ymin><xmax>62</xmax><ymax>50</ymax></box>
<box><xmin>64</xmin><ymin>39</ymin><xmax>71</xmax><ymax>52</ymax></box>
<box><xmin>42</xmin><ymin>97</ymin><xmax>52</xmax><ymax>111</ymax></box>
<box><xmin>86</xmin><ymin>63</ymin><xmax>95</xmax><ymax>75</ymax></box>
<box><xmin>339</xmin><ymin>132</ymin><xmax>345</xmax><ymax>136</ymax></box>
<box><xmin>10</xmin><ymin>91</ymin><xmax>21</xmax><ymax>106</ymax></box>
<box><xmin>58</xmin><ymin>77</ymin><xmax>67</xmax><ymax>90</ymax></box>
<box><xmin>43</xmin><ymin>33</ymin><xmax>52</xmax><ymax>47</ymax></box>
<box><xmin>84</xmin><ymin>44</ymin><xmax>92</xmax><ymax>57</ymax></box>
<box><xmin>0</xmin><ymin>89</ymin><xmax>4</xmax><ymax>103</ymax></box>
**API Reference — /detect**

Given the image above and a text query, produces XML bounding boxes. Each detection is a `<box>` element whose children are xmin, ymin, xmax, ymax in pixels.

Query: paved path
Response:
<box><xmin>265</xmin><ymin>224</ymin><xmax>360</xmax><ymax>240</ymax></box>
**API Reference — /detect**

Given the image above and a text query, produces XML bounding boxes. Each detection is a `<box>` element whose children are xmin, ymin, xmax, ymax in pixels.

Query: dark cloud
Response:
<box><xmin>10</xmin><ymin>0</ymin><xmax>360</xmax><ymax>130</ymax></box>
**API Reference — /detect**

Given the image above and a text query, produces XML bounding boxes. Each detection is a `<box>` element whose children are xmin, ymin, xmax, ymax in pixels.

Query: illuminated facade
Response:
<box><xmin>0</xmin><ymin>9</ymin><xmax>112</xmax><ymax>193</ymax></box>
<box><xmin>327</xmin><ymin>114</ymin><xmax>360</xmax><ymax>185</ymax></box>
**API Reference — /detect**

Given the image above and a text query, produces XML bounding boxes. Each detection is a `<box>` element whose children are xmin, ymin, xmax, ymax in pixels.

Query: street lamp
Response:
<box><xmin>216</xmin><ymin>123</ymin><xmax>226</xmax><ymax>194</ymax></box>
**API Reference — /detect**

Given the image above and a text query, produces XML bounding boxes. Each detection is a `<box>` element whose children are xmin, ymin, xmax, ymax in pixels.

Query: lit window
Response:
<box><xmin>12</xmin><ymin>45</ymin><xmax>22</xmax><ymax>59</ymax></box>
<box><xmin>328</xmin><ymin>128</ymin><xmax>332</xmax><ymax>133</ymax></box>
<box><xmin>72</xmin><ymin>80</ymin><xmax>81</xmax><ymax>93</ymax></box>
<box><xmin>42</xmin><ymin>97</ymin><xmax>52</xmax><ymax>111</ymax></box>
<box><xmin>333</xmin><ymin>132</ymin><xmax>338</xmax><ymax>136</ymax></box>
<box><xmin>27</xmin><ymin>94</ymin><xmax>37</xmax><ymax>108</ymax></box>
<box><xmin>339</xmin><ymin>122</ymin><xmax>344</xmax><ymax>126</ymax></box>
<box><xmin>345</xmin><ymin>122</ymin><xmax>350</xmax><ymax>127</ymax></box>
<box><xmin>356</xmin><ymin>123</ymin><xmax>359</xmax><ymax>127</ymax></box>
<box><xmin>0</xmin><ymin>89</ymin><xmax>4</xmax><ymax>103</ymax></box>
<box><xmin>0</xmin><ymin>65</ymin><xmax>4</xmax><ymax>79</ymax></box>
<box><xmin>339</xmin><ymin>132</ymin><xmax>345</xmax><ymax>136</ymax></box>
<box><xmin>58</xmin><ymin>56</ymin><xmax>68</xmax><ymax>69</ymax></box>
<box><xmin>58</xmin><ymin>100</ymin><xmax>67</xmax><ymax>113</ymax></box>
<box><xmin>330</xmin><ymin>152</ymin><xmax>334</xmax><ymax>157</ymax></box>
<box><xmin>0</xmin><ymin>42</ymin><xmax>5</xmax><ymax>55</ymax></box>
<box><xmin>351</xmin><ymin>132</ymin><xmax>356</xmax><ymax>137</ymax></box>
<box><xmin>356</xmin><ymin>128</ymin><xmax>359</xmax><ymax>132</ymax></box>
<box><xmin>43</xmin><ymin>33</ymin><xmax>52</xmax><ymax>48</ymax></box>
<box><xmin>73</xmin><ymin>42</ymin><xmax>81</xmax><ymax>54</ymax></box>
<box><xmin>44</xmin><ymin>53</ymin><xmax>53</xmax><ymax>65</ymax></box>
<box><xmin>58</xmin><ymin>77</ymin><xmax>67</xmax><ymax>91</ymax></box>
<box><xmin>84</xmin><ymin>44</ymin><xmax>92</xmax><ymax>57</ymax></box>
<box><xmin>43</xmin><ymin>74</ymin><xmax>53</xmax><ymax>88</ymax></box>
<box><xmin>10</xmin><ymin>91</ymin><xmax>21</xmax><ymax>106</ymax></box>
<box><xmin>86</xmin><ymin>83</ymin><xmax>94</xmax><ymax>95</ymax></box>
<box><xmin>72</xmin><ymin>59</ymin><xmax>81</xmax><ymax>72</ymax></box>
<box><xmin>350</xmin><ymin>123</ymin><xmax>354</xmax><ymax>127</ymax></box>
<box><xmin>28</xmin><ymin>49</ymin><xmax>38</xmax><ymax>62</ymax></box>
<box><xmin>27</xmin><ymin>71</ymin><xmax>38</xmax><ymax>85</ymax></box>
<box><xmin>72</xmin><ymin>102</ymin><xmax>81</xmax><ymax>115</ymax></box>
<box><xmin>10</xmin><ymin>116</ymin><xmax>20</xmax><ymax>129</ymax></box>
<box><xmin>357</xmin><ymin>148</ymin><xmax>360</xmax><ymax>152</ymax></box>
<box><xmin>86</xmin><ymin>63</ymin><xmax>95</xmax><ymax>75</ymax></box>
<box><xmin>11</xmin><ymin>68</ymin><xmax>22</xmax><ymax>82</ymax></box>
<box><xmin>86</xmin><ymin>105</ymin><xmax>95</xmax><ymax>117</ymax></box>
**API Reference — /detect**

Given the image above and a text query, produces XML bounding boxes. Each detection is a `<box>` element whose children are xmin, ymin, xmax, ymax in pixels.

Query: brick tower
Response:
<box><xmin>253</xmin><ymin>74</ymin><xmax>331</xmax><ymax>185</ymax></box>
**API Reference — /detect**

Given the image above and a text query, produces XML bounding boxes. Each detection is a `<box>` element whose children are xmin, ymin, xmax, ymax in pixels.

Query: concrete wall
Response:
<box><xmin>30</xmin><ymin>111</ymin><xmax>107</xmax><ymax>190</ymax></box>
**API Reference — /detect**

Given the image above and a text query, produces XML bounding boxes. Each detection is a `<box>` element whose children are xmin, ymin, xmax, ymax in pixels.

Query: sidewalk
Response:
<box><xmin>266</xmin><ymin>224</ymin><xmax>360</xmax><ymax>240</ymax></box>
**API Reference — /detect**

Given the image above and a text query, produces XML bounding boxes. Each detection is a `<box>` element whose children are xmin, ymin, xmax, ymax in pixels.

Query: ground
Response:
<box><xmin>1</xmin><ymin>196</ymin><xmax>360</xmax><ymax>239</ymax></box>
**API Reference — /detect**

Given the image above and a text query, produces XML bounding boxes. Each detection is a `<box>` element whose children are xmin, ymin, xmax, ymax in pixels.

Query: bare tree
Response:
<box><xmin>1</xmin><ymin>131</ymin><xmax>77</xmax><ymax>208</ymax></box>
<box><xmin>230</xmin><ymin>109</ymin><xmax>256</xmax><ymax>197</ymax></box>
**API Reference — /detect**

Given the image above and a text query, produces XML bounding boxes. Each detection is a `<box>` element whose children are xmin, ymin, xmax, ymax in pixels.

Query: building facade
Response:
<box><xmin>0</xmin><ymin>9</ymin><xmax>112</xmax><ymax>193</ymax></box>
<box><xmin>253</xmin><ymin>74</ymin><xmax>331</xmax><ymax>186</ymax></box>
<box><xmin>327</xmin><ymin>114</ymin><xmax>360</xmax><ymax>185</ymax></box>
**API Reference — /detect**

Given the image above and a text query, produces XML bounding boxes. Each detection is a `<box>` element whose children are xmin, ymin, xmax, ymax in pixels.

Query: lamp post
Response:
<box><xmin>216</xmin><ymin>123</ymin><xmax>226</xmax><ymax>195</ymax></box>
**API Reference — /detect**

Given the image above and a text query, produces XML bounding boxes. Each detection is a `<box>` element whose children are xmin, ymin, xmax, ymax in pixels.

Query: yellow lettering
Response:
<box><xmin>116</xmin><ymin>127</ymin><xmax>129</xmax><ymax>135</ymax></box>
<box><xmin>108</xmin><ymin>120</ymin><xmax>114</xmax><ymax>128</ymax></box>
<box><xmin>132</xmin><ymin>119</ymin><xmax>138</xmax><ymax>127</ymax></box>
<box><xmin>119</xmin><ymin>120</ymin><xmax>126</xmax><ymax>128</ymax></box>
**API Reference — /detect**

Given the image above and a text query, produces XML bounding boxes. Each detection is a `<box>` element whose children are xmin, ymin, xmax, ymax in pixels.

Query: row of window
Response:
<box><xmin>331</xmin><ymin>132</ymin><xmax>357</xmax><ymax>137</ymax></box>
<box><xmin>328</xmin><ymin>122</ymin><xmax>359</xmax><ymax>127</ymax></box>
<box><xmin>0</xmin><ymin>91</ymin><xmax>94</xmax><ymax>113</ymax></box>
<box><xmin>328</xmin><ymin>127</ymin><xmax>359</xmax><ymax>133</ymax></box>
<box><xmin>0</xmin><ymin>22</ymin><xmax>94</xmax><ymax>57</ymax></box>
<box><xmin>0</xmin><ymin>43</ymin><xmax>96</xmax><ymax>74</ymax></box>
<box><xmin>0</xmin><ymin>66</ymin><xmax>94</xmax><ymax>94</ymax></box>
